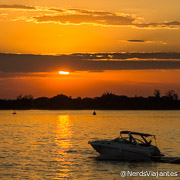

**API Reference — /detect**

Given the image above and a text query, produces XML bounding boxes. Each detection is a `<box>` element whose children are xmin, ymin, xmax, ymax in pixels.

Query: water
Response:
<box><xmin>0</xmin><ymin>110</ymin><xmax>179</xmax><ymax>179</ymax></box>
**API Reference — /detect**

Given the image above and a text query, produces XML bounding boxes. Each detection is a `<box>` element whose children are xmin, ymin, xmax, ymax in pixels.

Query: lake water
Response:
<box><xmin>0</xmin><ymin>110</ymin><xmax>179</xmax><ymax>179</ymax></box>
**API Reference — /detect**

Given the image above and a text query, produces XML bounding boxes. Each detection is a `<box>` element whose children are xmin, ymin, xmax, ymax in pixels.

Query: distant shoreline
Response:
<box><xmin>1</xmin><ymin>92</ymin><xmax>180</xmax><ymax>110</ymax></box>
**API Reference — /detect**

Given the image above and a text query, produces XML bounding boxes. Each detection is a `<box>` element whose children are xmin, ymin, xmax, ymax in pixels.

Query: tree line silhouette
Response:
<box><xmin>0</xmin><ymin>89</ymin><xmax>179</xmax><ymax>110</ymax></box>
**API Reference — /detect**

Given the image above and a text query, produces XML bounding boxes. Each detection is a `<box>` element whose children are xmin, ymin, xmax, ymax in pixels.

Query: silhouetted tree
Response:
<box><xmin>154</xmin><ymin>89</ymin><xmax>161</xmax><ymax>98</ymax></box>
<box><xmin>101</xmin><ymin>91</ymin><xmax>114</xmax><ymax>97</ymax></box>
<box><xmin>165</xmin><ymin>90</ymin><xmax>178</xmax><ymax>100</ymax></box>
<box><xmin>17</xmin><ymin>94</ymin><xmax>33</xmax><ymax>101</ymax></box>
<box><xmin>16</xmin><ymin>94</ymin><xmax>33</xmax><ymax>108</ymax></box>
<box><xmin>16</xmin><ymin>94</ymin><xmax>23</xmax><ymax>100</ymax></box>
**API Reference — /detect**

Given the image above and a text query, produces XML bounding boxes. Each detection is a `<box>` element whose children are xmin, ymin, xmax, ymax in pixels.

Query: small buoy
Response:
<box><xmin>93</xmin><ymin>111</ymin><xmax>96</xmax><ymax>115</ymax></box>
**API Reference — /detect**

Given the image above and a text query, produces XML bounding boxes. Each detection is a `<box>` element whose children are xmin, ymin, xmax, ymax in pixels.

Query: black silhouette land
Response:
<box><xmin>0</xmin><ymin>89</ymin><xmax>179</xmax><ymax>110</ymax></box>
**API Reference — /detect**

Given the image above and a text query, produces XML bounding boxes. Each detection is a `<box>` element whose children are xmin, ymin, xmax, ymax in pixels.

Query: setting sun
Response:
<box><xmin>59</xmin><ymin>71</ymin><xmax>70</xmax><ymax>75</ymax></box>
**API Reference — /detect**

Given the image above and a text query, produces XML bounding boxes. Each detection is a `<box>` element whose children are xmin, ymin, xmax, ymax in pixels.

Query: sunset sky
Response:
<box><xmin>0</xmin><ymin>0</ymin><xmax>180</xmax><ymax>99</ymax></box>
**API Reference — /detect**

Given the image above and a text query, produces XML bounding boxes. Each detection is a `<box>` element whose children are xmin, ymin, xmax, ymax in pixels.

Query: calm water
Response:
<box><xmin>0</xmin><ymin>110</ymin><xmax>180</xmax><ymax>179</ymax></box>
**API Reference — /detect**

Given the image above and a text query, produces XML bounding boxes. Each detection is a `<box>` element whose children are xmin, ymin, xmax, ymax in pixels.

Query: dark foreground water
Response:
<box><xmin>0</xmin><ymin>110</ymin><xmax>180</xmax><ymax>179</ymax></box>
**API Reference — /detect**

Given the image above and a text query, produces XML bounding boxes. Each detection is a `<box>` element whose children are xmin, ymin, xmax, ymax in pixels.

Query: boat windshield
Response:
<box><xmin>119</xmin><ymin>132</ymin><xmax>155</xmax><ymax>146</ymax></box>
<box><xmin>132</xmin><ymin>134</ymin><xmax>149</xmax><ymax>145</ymax></box>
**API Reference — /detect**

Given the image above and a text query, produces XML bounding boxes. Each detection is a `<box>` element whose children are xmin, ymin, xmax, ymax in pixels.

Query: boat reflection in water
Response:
<box><xmin>89</xmin><ymin>131</ymin><xmax>164</xmax><ymax>161</ymax></box>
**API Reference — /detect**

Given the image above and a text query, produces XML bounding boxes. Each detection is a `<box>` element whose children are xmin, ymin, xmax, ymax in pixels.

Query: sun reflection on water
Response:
<box><xmin>56</xmin><ymin>115</ymin><xmax>72</xmax><ymax>148</ymax></box>
<box><xmin>55</xmin><ymin>115</ymin><xmax>73</xmax><ymax>178</ymax></box>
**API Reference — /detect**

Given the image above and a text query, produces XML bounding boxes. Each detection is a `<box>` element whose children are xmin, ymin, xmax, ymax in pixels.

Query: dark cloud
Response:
<box><xmin>34</xmin><ymin>14</ymin><xmax>134</xmax><ymax>26</ymax></box>
<box><xmin>0</xmin><ymin>4</ymin><xmax>35</xmax><ymax>10</ymax></box>
<box><xmin>31</xmin><ymin>7</ymin><xmax>180</xmax><ymax>28</ymax></box>
<box><xmin>1</xmin><ymin>5</ymin><xmax>179</xmax><ymax>29</ymax></box>
<box><xmin>49</xmin><ymin>8</ymin><xmax>65</xmax><ymax>13</ymax></box>
<box><xmin>68</xmin><ymin>8</ymin><xmax>115</xmax><ymax>16</ymax></box>
<box><xmin>33</xmin><ymin>9</ymin><xmax>180</xmax><ymax>28</ymax></box>
<box><xmin>135</xmin><ymin>21</ymin><xmax>180</xmax><ymax>29</ymax></box>
<box><xmin>125</xmin><ymin>40</ymin><xmax>166</xmax><ymax>44</ymax></box>
<box><xmin>33</xmin><ymin>12</ymin><xmax>135</xmax><ymax>26</ymax></box>
<box><xmin>0</xmin><ymin>53</ymin><xmax>180</xmax><ymax>75</ymax></box>
<box><xmin>127</xmin><ymin>40</ymin><xmax>146</xmax><ymax>43</ymax></box>
<box><xmin>0</xmin><ymin>72</ymin><xmax>43</xmax><ymax>79</ymax></box>
<box><xmin>50</xmin><ymin>8</ymin><xmax>114</xmax><ymax>16</ymax></box>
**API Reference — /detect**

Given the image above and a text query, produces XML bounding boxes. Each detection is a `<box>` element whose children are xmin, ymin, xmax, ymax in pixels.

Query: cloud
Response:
<box><xmin>120</xmin><ymin>40</ymin><xmax>167</xmax><ymax>44</ymax></box>
<box><xmin>135</xmin><ymin>21</ymin><xmax>180</xmax><ymax>29</ymax></box>
<box><xmin>33</xmin><ymin>13</ymin><xmax>135</xmax><ymax>26</ymax></box>
<box><xmin>67</xmin><ymin>8</ymin><xmax>115</xmax><ymax>16</ymax></box>
<box><xmin>127</xmin><ymin>40</ymin><xmax>146</xmax><ymax>43</ymax></box>
<box><xmin>1</xmin><ymin>5</ymin><xmax>180</xmax><ymax>29</ymax></box>
<box><xmin>0</xmin><ymin>53</ymin><xmax>180</xmax><ymax>76</ymax></box>
<box><xmin>47</xmin><ymin>8</ymin><xmax>117</xmax><ymax>16</ymax></box>
<box><xmin>32</xmin><ymin>8</ymin><xmax>180</xmax><ymax>29</ymax></box>
<box><xmin>32</xmin><ymin>7</ymin><xmax>136</xmax><ymax>26</ymax></box>
<box><xmin>0</xmin><ymin>4</ymin><xmax>35</xmax><ymax>10</ymax></box>
<box><xmin>0</xmin><ymin>5</ymin><xmax>136</xmax><ymax>26</ymax></box>
<box><xmin>0</xmin><ymin>72</ymin><xmax>52</xmax><ymax>79</ymax></box>
<box><xmin>48</xmin><ymin>8</ymin><xmax>65</xmax><ymax>13</ymax></box>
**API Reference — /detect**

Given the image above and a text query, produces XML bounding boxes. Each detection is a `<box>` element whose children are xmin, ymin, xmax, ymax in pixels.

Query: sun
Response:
<box><xmin>59</xmin><ymin>71</ymin><xmax>70</xmax><ymax>75</ymax></box>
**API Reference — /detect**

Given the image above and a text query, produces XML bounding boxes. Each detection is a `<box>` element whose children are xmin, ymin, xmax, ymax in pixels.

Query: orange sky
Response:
<box><xmin>0</xmin><ymin>69</ymin><xmax>180</xmax><ymax>99</ymax></box>
<box><xmin>0</xmin><ymin>1</ymin><xmax>180</xmax><ymax>54</ymax></box>
<box><xmin>0</xmin><ymin>1</ymin><xmax>180</xmax><ymax>98</ymax></box>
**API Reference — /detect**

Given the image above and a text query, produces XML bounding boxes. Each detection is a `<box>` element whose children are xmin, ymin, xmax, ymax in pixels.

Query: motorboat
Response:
<box><xmin>89</xmin><ymin>131</ymin><xmax>164</xmax><ymax>161</ymax></box>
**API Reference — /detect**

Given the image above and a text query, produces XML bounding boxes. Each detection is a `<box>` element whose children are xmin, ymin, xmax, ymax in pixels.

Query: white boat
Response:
<box><xmin>89</xmin><ymin>131</ymin><xmax>164</xmax><ymax>161</ymax></box>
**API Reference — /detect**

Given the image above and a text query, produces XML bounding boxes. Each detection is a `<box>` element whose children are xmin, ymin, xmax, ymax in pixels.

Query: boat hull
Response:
<box><xmin>89</xmin><ymin>141</ymin><xmax>162</xmax><ymax>161</ymax></box>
